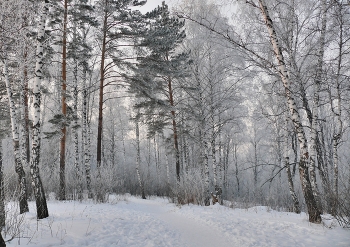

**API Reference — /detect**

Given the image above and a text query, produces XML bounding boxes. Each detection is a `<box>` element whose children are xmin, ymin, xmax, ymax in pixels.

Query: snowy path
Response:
<box><xmin>5</xmin><ymin>196</ymin><xmax>350</xmax><ymax>247</ymax></box>
<box><xmin>127</xmin><ymin>198</ymin><xmax>232</xmax><ymax>247</ymax></box>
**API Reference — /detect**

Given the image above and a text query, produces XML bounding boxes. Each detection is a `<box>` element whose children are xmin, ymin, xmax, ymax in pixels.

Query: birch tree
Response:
<box><xmin>284</xmin><ymin>112</ymin><xmax>301</xmax><ymax>213</ymax></box>
<box><xmin>3</xmin><ymin>61</ymin><xmax>29</xmax><ymax>214</ymax></box>
<box><xmin>0</xmin><ymin>0</ymin><xmax>31</xmax><ymax>214</ymax></box>
<box><xmin>30</xmin><ymin>0</ymin><xmax>49</xmax><ymax>219</ymax></box>
<box><xmin>257</xmin><ymin>0</ymin><xmax>321</xmax><ymax>223</ymax></box>
<box><xmin>328</xmin><ymin>0</ymin><xmax>348</xmax><ymax>216</ymax></box>
<box><xmin>308</xmin><ymin>0</ymin><xmax>327</xmax><ymax>213</ymax></box>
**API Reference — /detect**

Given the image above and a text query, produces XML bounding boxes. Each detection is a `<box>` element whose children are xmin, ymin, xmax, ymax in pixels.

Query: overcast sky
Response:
<box><xmin>138</xmin><ymin>0</ymin><xmax>177</xmax><ymax>13</ymax></box>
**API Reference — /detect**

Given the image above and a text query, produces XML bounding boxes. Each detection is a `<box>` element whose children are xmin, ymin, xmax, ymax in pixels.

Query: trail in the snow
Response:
<box><xmin>129</xmin><ymin>198</ymin><xmax>233</xmax><ymax>247</ymax></box>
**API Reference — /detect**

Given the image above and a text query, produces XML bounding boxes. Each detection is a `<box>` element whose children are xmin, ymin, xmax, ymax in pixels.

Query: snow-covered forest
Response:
<box><xmin>0</xmin><ymin>0</ymin><xmax>349</xmax><ymax>245</ymax></box>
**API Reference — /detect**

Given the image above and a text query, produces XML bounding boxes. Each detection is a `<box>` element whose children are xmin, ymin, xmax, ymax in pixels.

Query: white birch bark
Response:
<box><xmin>30</xmin><ymin>0</ymin><xmax>49</xmax><ymax>219</ymax></box>
<box><xmin>82</xmin><ymin>69</ymin><xmax>92</xmax><ymax>199</ymax></box>
<box><xmin>309</xmin><ymin>0</ymin><xmax>327</xmax><ymax>213</ymax></box>
<box><xmin>19</xmin><ymin>68</ymin><xmax>30</xmax><ymax>167</ymax></box>
<box><xmin>73</xmin><ymin>57</ymin><xmax>82</xmax><ymax>200</ymax></box>
<box><xmin>258</xmin><ymin>0</ymin><xmax>321</xmax><ymax>223</ymax></box>
<box><xmin>284</xmin><ymin>114</ymin><xmax>300</xmax><ymax>214</ymax></box>
<box><xmin>203</xmin><ymin>138</ymin><xmax>210</xmax><ymax>206</ymax></box>
<box><xmin>3</xmin><ymin>60</ymin><xmax>29</xmax><ymax>214</ymax></box>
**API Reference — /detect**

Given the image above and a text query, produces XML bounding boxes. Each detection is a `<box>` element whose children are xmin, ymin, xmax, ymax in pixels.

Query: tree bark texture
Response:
<box><xmin>59</xmin><ymin>0</ymin><xmax>68</xmax><ymax>201</ymax></box>
<box><xmin>20</xmin><ymin>53</ymin><xmax>30</xmax><ymax>166</ymax></box>
<box><xmin>167</xmin><ymin>75</ymin><xmax>181</xmax><ymax>182</ymax></box>
<box><xmin>309</xmin><ymin>0</ymin><xmax>327</xmax><ymax>213</ymax></box>
<box><xmin>284</xmin><ymin>117</ymin><xmax>301</xmax><ymax>214</ymax></box>
<box><xmin>331</xmin><ymin>1</ymin><xmax>344</xmax><ymax>216</ymax></box>
<box><xmin>3</xmin><ymin>60</ymin><xmax>29</xmax><ymax>214</ymax></box>
<box><xmin>0</xmin><ymin>141</ymin><xmax>5</xmax><ymax>228</ymax></box>
<box><xmin>82</xmin><ymin>69</ymin><xmax>92</xmax><ymax>199</ymax></box>
<box><xmin>30</xmin><ymin>0</ymin><xmax>49</xmax><ymax>219</ymax></box>
<box><xmin>135</xmin><ymin>115</ymin><xmax>146</xmax><ymax>199</ymax></box>
<box><xmin>97</xmin><ymin>4</ymin><xmax>108</xmax><ymax>170</ymax></box>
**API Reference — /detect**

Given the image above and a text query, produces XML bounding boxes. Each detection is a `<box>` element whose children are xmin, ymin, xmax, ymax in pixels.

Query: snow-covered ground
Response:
<box><xmin>4</xmin><ymin>195</ymin><xmax>350</xmax><ymax>247</ymax></box>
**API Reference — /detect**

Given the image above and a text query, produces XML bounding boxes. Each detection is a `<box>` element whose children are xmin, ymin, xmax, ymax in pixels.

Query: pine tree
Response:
<box><xmin>129</xmin><ymin>2</ymin><xmax>189</xmax><ymax>181</ymax></box>
<box><xmin>94</xmin><ymin>0</ymin><xmax>146</xmax><ymax>171</ymax></box>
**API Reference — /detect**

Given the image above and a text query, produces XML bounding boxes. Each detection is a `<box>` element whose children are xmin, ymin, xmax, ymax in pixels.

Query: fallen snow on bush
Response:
<box><xmin>4</xmin><ymin>195</ymin><xmax>350</xmax><ymax>247</ymax></box>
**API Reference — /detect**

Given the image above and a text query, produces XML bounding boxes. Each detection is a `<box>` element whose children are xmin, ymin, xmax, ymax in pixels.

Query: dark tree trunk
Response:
<box><xmin>167</xmin><ymin>75</ymin><xmax>180</xmax><ymax>181</ymax></box>
<box><xmin>0</xmin><ymin>232</ymin><xmax>5</xmax><ymax>247</ymax></box>
<box><xmin>59</xmin><ymin>0</ymin><xmax>68</xmax><ymax>201</ymax></box>
<box><xmin>0</xmin><ymin>142</ymin><xmax>5</xmax><ymax>228</ymax></box>
<box><xmin>97</xmin><ymin>6</ymin><xmax>108</xmax><ymax>170</ymax></box>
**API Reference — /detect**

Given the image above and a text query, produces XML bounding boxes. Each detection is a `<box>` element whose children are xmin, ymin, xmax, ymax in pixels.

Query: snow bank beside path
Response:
<box><xmin>5</xmin><ymin>195</ymin><xmax>350</xmax><ymax>247</ymax></box>
<box><xmin>174</xmin><ymin>203</ymin><xmax>350</xmax><ymax>247</ymax></box>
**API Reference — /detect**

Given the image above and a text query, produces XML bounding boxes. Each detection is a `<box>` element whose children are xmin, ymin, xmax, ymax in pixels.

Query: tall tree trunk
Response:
<box><xmin>234</xmin><ymin>143</ymin><xmax>240</xmax><ymax>197</ymax></box>
<box><xmin>73</xmin><ymin>55</ymin><xmax>82</xmax><ymax>200</ymax></box>
<box><xmin>154</xmin><ymin>136</ymin><xmax>161</xmax><ymax>194</ymax></box>
<box><xmin>218</xmin><ymin>131</ymin><xmax>223</xmax><ymax>189</ymax></box>
<box><xmin>0</xmin><ymin>139</ymin><xmax>5</xmax><ymax>228</ymax></box>
<box><xmin>165</xmin><ymin>151</ymin><xmax>170</xmax><ymax>187</ymax></box>
<box><xmin>135</xmin><ymin>113</ymin><xmax>146</xmax><ymax>199</ymax></box>
<box><xmin>211</xmin><ymin>118</ymin><xmax>217</xmax><ymax>187</ymax></box>
<box><xmin>331</xmin><ymin>67</ymin><xmax>341</xmax><ymax>217</ymax></box>
<box><xmin>82</xmin><ymin>68</ymin><xmax>92</xmax><ymax>199</ymax></box>
<box><xmin>118</xmin><ymin>110</ymin><xmax>127</xmax><ymax>181</ymax></box>
<box><xmin>97</xmin><ymin>4</ymin><xmax>108</xmax><ymax>170</ymax></box>
<box><xmin>317</xmin><ymin>123</ymin><xmax>331</xmax><ymax>212</ymax></box>
<box><xmin>203</xmin><ymin>136</ymin><xmax>210</xmax><ymax>206</ymax></box>
<box><xmin>182</xmin><ymin>133</ymin><xmax>189</xmax><ymax>174</ymax></box>
<box><xmin>59</xmin><ymin>0</ymin><xmax>68</xmax><ymax>201</ymax></box>
<box><xmin>285</xmin><ymin>116</ymin><xmax>301</xmax><ymax>214</ymax></box>
<box><xmin>223</xmin><ymin>138</ymin><xmax>229</xmax><ymax>190</ymax></box>
<box><xmin>31</xmin><ymin>0</ymin><xmax>49</xmax><ymax>219</ymax></box>
<box><xmin>309</xmin><ymin>0</ymin><xmax>327</xmax><ymax>213</ymax></box>
<box><xmin>167</xmin><ymin>75</ymin><xmax>180</xmax><ymax>181</ymax></box>
<box><xmin>331</xmin><ymin>1</ymin><xmax>344</xmax><ymax>216</ymax></box>
<box><xmin>258</xmin><ymin>0</ymin><xmax>321</xmax><ymax>223</ymax></box>
<box><xmin>253</xmin><ymin>141</ymin><xmax>258</xmax><ymax>191</ymax></box>
<box><xmin>195</xmin><ymin>62</ymin><xmax>210</xmax><ymax>205</ymax></box>
<box><xmin>20</xmin><ymin>53</ymin><xmax>30</xmax><ymax>166</ymax></box>
<box><xmin>3</xmin><ymin>60</ymin><xmax>29</xmax><ymax>214</ymax></box>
